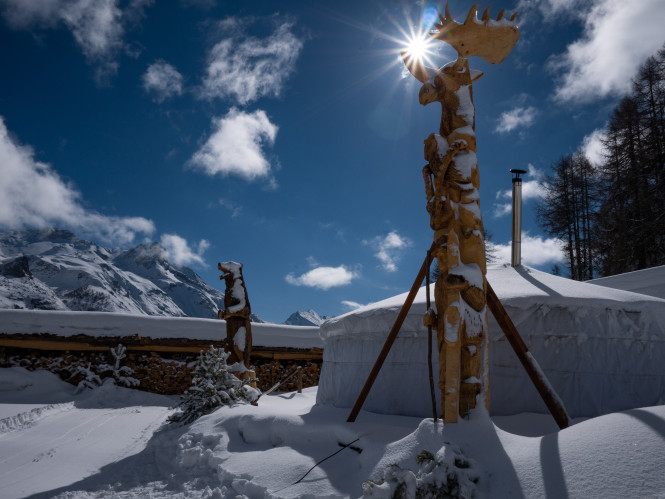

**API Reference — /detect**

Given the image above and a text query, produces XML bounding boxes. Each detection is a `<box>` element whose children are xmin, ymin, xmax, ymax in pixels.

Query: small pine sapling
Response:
<box><xmin>169</xmin><ymin>345</ymin><xmax>258</xmax><ymax>425</ymax></box>
<box><xmin>98</xmin><ymin>344</ymin><xmax>140</xmax><ymax>388</ymax></box>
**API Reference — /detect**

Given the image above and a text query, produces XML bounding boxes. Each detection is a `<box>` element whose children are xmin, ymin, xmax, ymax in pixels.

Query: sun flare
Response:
<box><xmin>405</xmin><ymin>35</ymin><xmax>429</xmax><ymax>59</ymax></box>
<box><xmin>401</xmin><ymin>30</ymin><xmax>435</xmax><ymax>67</ymax></box>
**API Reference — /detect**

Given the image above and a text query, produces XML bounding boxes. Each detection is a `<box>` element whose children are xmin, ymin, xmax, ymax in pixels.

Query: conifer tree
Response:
<box><xmin>537</xmin><ymin>152</ymin><xmax>597</xmax><ymax>280</ymax></box>
<box><xmin>169</xmin><ymin>346</ymin><xmax>258</xmax><ymax>425</ymax></box>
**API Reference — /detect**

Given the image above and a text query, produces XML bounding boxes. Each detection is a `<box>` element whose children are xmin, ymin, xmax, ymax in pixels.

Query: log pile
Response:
<box><xmin>0</xmin><ymin>345</ymin><xmax>321</xmax><ymax>396</ymax></box>
<box><xmin>252</xmin><ymin>360</ymin><xmax>320</xmax><ymax>392</ymax></box>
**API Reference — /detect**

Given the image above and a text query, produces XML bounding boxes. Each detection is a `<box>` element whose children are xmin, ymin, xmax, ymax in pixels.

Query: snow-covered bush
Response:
<box><xmin>362</xmin><ymin>444</ymin><xmax>480</xmax><ymax>498</ymax></box>
<box><xmin>98</xmin><ymin>344</ymin><xmax>140</xmax><ymax>388</ymax></box>
<box><xmin>169</xmin><ymin>346</ymin><xmax>258</xmax><ymax>425</ymax></box>
<box><xmin>72</xmin><ymin>363</ymin><xmax>102</xmax><ymax>393</ymax></box>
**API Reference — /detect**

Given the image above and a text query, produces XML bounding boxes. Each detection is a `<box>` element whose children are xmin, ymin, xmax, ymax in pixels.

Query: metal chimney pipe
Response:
<box><xmin>510</xmin><ymin>169</ymin><xmax>526</xmax><ymax>267</ymax></box>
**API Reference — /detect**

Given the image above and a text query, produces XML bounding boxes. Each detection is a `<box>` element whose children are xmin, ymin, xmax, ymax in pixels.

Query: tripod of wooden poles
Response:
<box><xmin>347</xmin><ymin>247</ymin><xmax>570</xmax><ymax>430</ymax></box>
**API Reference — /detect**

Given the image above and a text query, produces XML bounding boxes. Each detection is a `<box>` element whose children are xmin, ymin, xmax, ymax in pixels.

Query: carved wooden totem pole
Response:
<box><xmin>218</xmin><ymin>261</ymin><xmax>253</xmax><ymax>368</ymax></box>
<box><xmin>402</xmin><ymin>4</ymin><xmax>519</xmax><ymax>422</ymax></box>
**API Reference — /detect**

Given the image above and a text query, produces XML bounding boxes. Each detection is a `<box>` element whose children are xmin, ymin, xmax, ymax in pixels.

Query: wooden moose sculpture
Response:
<box><xmin>217</xmin><ymin>261</ymin><xmax>253</xmax><ymax>369</ymax></box>
<box><xmin>402</xmin><ymin>4</ymin><xmax>519</xmax><ymax>422</ymax></box>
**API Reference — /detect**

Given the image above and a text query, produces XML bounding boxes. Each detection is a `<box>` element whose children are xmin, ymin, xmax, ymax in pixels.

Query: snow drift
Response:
<box><xmin>317</xmin><ymin>264</ymin><xmax>665</xmax><ymax>418</ymax></box>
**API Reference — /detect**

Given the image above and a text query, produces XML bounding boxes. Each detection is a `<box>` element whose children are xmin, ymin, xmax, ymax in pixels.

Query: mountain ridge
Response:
<box><xmin>0</xmin><ymin>229</ymin><xmax>328</xmax><ymax>324</ymax></box>
<box><xmin>0</xmin><ymin>229</ymin><xmax>226</xmax><ymax>319</ymax></box>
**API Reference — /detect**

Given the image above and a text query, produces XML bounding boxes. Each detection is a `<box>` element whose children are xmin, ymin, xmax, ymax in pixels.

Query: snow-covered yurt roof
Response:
<box><xmin>317</xmin><ymin>264</ymin><xmax>665</xmax><ymax>419</ymax></box>
<box><xmin>588</xmin><ymin>265</ymin><xmax>665</xmax><ymax>300</ymax></box>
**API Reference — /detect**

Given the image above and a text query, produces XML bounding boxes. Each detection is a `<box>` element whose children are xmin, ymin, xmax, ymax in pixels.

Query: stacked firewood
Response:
<box><xmin>253</xmin><ymin>360</ymin><xmax>320</xmax><ymax>392</ymax></box>
<box><xmin>2</xmin><ymin>349</ymin><xmax>321</xmax><ymax>395</ymax></box>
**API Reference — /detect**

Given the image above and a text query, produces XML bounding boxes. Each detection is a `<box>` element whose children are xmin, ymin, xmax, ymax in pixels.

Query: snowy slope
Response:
<box><xmin>589</xmin><ymin>265</ymin><xmax>665</xmax><ymax>300</ymax></box>
<box><xmin>283</xmin><ymin>309</ymin><xmax>330</xmax><ymax>326</ymax></box>
<box><xmin>1</xmin><ymin>367</ymin><xmax>663</xmax><ymax>498</ymax></box>
<box><xmin>0</xmin><ymin>229</ymin><xmax>226</xmax><ymax>319</ymax></box>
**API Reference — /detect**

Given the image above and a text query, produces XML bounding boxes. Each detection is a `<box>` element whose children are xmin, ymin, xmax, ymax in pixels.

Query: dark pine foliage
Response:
<box><xmin>537</xmin><ymin>152</ymin><xmax>597</xmax><ymax>281</ymax></box>
<box><xmin>538</xmin><ymin>43</ymin><xmax>665</xmax><ymax>278</ymax></box>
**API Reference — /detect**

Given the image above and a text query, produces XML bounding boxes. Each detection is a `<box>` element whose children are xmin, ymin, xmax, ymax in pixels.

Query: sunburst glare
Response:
<box><xmin>403</xmin><ymin>32</ymin><xmax>433</xmax><ymax>62</ymax></box>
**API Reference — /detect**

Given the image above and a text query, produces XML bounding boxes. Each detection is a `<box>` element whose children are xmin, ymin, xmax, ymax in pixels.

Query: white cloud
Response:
<box><xmin>517</xmin><ymin>0</ymin><xmax>584</xmax><ymax>20</ymax></box>
<box><xmin>286</xmin><ymin>266</ymin><xmax>358</xmax><ymax>290</ymax></box>
<box><xmin>493</xmin><ymin>164</ymin><xmax>548</xmax><ymax>217</ymax></box>
<box><xmin>364</xmin><ymin>231</ymin><xmax>412</xmax><ymax>272</ymax></box>
<box><xmin>547</xmin><ymin>0</ymin><xmax>665</xmax><ymax>103</ymax></box>
<box><xmin>495</xmin><ymin>106</ymin><xmax>538</xmax><ymax>134</ymax></box>
<box><xmin>581</xmin><ymin>127</ymin><xmax>607</xmax><ymax>166</ymax></box>
<box><xmin>200</xmin><ymin>18</ymin><xmax>304</xmax><ymax>105</ymax></box>
<box><xmin>160</xmin><ymin>234</ymin><xmax>209</xmax><ymax>266</ymax></box>
<box><xmin>0</xmin><ymin>0</ymin><xmax>131</xmax><ymax>80</ymax></box>
<box><xmin>489</xmin><ymin>233</ymin><xmax>566</xmax><ymax>266</ymax></box>
<box><xmin>218</xmin><ymin>198</ymin><xmax>242</xmax><ymax>218</ymax></box>
<box><xmin>189</xmin><ymin>108</ymin><xmax>278</xmax><ymax>181</ymax></box>
<box><xmin>142</xmin><ymin>60</ymin><xmax>183</xmax><ymax>102</ymax></box>
<box><xmin>341</xmin><ymin>300</ymin><xmax>365</xmax><ymax>310</ymax></box>
<box><xmin>0</xmin><ymin>116</ymin><xmax>155</xmax><ymax>245</ymax></box>
<box><xmin>493</xmin><ymin>203</ymin><xmax>512</xmax><ymax>218</ymax></box>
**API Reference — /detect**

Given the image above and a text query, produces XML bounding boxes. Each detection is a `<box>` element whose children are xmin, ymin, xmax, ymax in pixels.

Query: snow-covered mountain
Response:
<box><xmin>0</xmin><ymin>229</ymin><xmax>229</xmax><ymax>319</ymax></box>
<box><xmin>283</xmin><ymin>309</ymin><xmax>330</xmax><ymax>326</ymax></box>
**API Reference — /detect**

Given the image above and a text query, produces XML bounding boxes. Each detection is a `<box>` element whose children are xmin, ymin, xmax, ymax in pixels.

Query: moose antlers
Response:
<box><xmin>431</xmin><ymin>3</ymin><xmax>519</xmax><ymax>64</ymax></box>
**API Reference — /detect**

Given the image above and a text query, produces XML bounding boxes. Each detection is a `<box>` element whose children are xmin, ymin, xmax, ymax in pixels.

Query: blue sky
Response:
<box><xmin>1</xmin><ymin>0</ymin><xmax>664</xmax><ymax>322</ymax></box>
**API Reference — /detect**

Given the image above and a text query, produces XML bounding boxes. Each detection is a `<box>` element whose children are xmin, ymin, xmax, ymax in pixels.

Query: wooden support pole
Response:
<box><xmin>425</xmin><ymin>250</ymin><xmax>438</xmax><ymax>422</ymax></box>
<box><xmin>486</xmin><ymin>282</ymin><xmax>570</xmax><ymax>429</ymax></box>
<box><xmin>347</xmin><ymin>245</ymin><xmax>434</xmax><ymax>422</ymax></box>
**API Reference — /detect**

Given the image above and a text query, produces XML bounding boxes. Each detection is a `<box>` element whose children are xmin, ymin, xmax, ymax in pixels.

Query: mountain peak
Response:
<box><xmin>283</xmin><ymin>309</ymin><xmax>329</xmax><ymax>327</ymax></box>
<box><xmin>0</xmin><ymin>230</ymin><xmax>223</xmax><ymax>318</ymax></box>
<box><xmin>118</xmin><ymin>243</ymin><xmax>168</xmax><ymax>265</ymax></box>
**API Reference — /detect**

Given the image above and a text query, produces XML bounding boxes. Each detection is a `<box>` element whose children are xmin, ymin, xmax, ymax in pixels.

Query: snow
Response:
<box><xmin>487</xmin><ymin>18</ymin><xmax>518</xmax><ymax>28</ymax></box>
<box><xmin>318</xmin><ymin>263</ymin><xmax>665</xmax><ymax>418</ymax></box>
<box><xmin>235</xmin><ymin>326</ymin><xmax>246</xmax><ymax>350</ymax></box>
<box><xmin>448</xmin><ymin>262</ymin><xmax>484</xmax><ymax>290</ymax></box>
<box><xmin>0</xmin><ymin>367</ymin><xmax>663</xmax><ymax>498</ymax></box>
<box><xmin>455</xmin><ymin>84</ymin><xmax>474</xmax><ymax>125</ymax></box>
<box><xmin>451</xmin><ymin>150</ymin><xmax>477</xmax><ymax>179</ymax></box>
<box><xmin>0</xmin><ymin>309</ymin><xmax>322</xmax><ymax>348</ymax></box>
<box><xmin>220</xmin><ymin>261</ymin><xmax>247</xmax><ymax>314</ymax></box>
<box><xmin>0</xmin><ymin>368</ymin><xmax>173</xmax><ymax>498</ymax></box>
<box><xmin>0</xmin><ymin>229</ymin><xmax>228</xmax><ymax>319</ymax></box>
<box><xmin>589</xmin><ymin>265</ymin><xmax>665</xmax><ymax>300</ymax></box>
<box><xmin>284</xmin><ymin>310</ymin><xmax>330</xmax><ymax>327</ymax></box>
<box><xmin>433</xmin><ymin>134</ymin><xmax>449</xmax><ymax>156</ymax></box>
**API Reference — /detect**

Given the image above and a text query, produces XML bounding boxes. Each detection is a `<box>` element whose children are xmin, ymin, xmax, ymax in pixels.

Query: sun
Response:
<box><xmin>405</xmin><ymin>35</ymin><xmax>430</xmax><ymax>59</ymax></box>
<box><xmin>401</xmin><ymin>30</ymin><xmax>435</xmax><ymax>66</ymax></box>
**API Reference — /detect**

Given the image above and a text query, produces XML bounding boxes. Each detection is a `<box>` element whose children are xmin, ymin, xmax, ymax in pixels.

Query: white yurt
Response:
<box><xmin>317</xmin><ymin>264</ymin><xmax>665</xmax><ymax>418</ymax></box>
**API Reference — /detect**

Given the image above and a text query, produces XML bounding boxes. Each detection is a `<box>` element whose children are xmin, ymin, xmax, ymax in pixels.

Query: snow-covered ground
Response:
<box><xmin>1</xmin><ymin>367</ymin><xmax>664</xmax><ymax>498</ymax></box>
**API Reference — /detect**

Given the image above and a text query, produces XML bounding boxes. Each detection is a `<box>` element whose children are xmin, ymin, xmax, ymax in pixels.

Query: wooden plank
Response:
<box><xmin>347</xmin><ymin>244</ymin><xmax>435</xmax><ymax>423</ymax></box>
<box><xmin>251</xmin><ymin>351</ymin><xmax>322</xmax><ymax>361</ymax></box>
<box><xmin>486</xmin><ymin>282</ymin><xmax>570</xmax><ymax>429</ymax></box>
<box><xmin>0</xmin><ymin>338</ymin><xmax>109</xmax><ymax>352</ymax></box>
<box><xmin>0</xmin><ymin>336</ymin><xmax>322</xmax><ymax>360</ymax></box>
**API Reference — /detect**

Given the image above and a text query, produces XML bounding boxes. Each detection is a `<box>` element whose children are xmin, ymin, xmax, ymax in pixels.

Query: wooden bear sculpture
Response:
<box><xmin>218</xmin><ymin>261</ymin><xmax>252</xmax><ymax>369</ymax></box>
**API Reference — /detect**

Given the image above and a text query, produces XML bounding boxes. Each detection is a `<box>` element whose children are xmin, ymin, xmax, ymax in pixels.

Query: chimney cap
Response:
<box><xmin>510</xmin><ymin>168</ymin><xmax>527</xmax><ymax>180</ymax></box>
